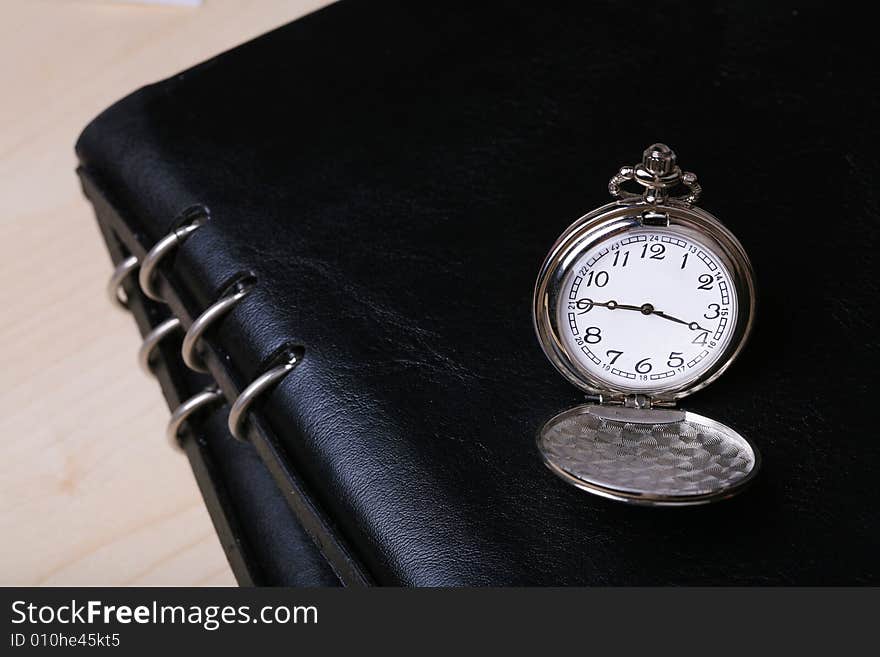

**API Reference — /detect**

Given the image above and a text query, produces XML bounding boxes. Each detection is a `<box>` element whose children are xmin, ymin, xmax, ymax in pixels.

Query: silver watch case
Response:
<box><xmin>533</xmin><ymin>197</ymin><xmax>756</xmax><ymax>404</ymax></box>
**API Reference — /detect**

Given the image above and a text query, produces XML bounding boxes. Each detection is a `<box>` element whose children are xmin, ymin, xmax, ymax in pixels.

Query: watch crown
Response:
<box><xmin>641</xmin><ymin>143</ymin><xmax>677</xmax><ymax>175</ymax></box>
<box><xmin>607</xmin><ymin>143</ymin><xmax>702</xmax><ymax>205</ymax></box>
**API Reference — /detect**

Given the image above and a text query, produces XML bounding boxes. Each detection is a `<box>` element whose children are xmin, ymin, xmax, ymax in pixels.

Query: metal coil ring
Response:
<box><xmin>166</xmin><ymin>386</ymin><xmax>224</xmax><ymax>451</ymax></box>
<box><xmin>228</xmin><ymin>352</ymin><xmax>300</xmax><ymax>442</ymax></box>
<box><xmin>181</xmin><ymin>280</ymin><xmax>254</xmax><ymax>373</ymax></box>
<box><xmin>107</xmin><ymin>255</ymin><xmax>139</xmax><ymax>309</ymax></box>
<box><xmin>137</xmin><ymin>317</ymin><xmax>183</xmax><ymax>375</ymax></box>
<box><xmin>138</xmin><ymin>223</ymin><xmax>201</xmax><ymax>302</ymax></box>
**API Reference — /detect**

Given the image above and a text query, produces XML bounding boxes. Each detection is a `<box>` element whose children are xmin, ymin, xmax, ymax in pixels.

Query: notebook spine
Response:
<box><xmin>107</xmin><ymin>206</ymin><xmax>300</xmax><ymax>451</ymax></box>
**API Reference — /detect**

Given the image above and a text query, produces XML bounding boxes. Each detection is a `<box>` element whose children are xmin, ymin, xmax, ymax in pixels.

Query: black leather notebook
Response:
<box><xmin>77</xmin><ymin>1</ymin><xmax>878</xmax><ymax>585</ymax></box>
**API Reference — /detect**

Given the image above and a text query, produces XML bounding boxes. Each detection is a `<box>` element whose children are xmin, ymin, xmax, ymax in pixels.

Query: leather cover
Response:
<box><xmin>76</xmin><ymin>0</ymin><xmax>879</xmax><ymax>584</ymax></box>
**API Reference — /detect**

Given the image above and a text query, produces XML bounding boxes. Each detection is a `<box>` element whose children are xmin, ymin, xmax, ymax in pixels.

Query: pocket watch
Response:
<box><xmin>533</xmin><ymin>144</ymin><xmax>759</xmax><ymax>506</ymax></box>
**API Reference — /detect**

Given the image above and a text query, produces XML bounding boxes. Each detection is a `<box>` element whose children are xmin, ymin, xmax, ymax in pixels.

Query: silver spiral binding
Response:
<box><xmin>138</xmin><ymin>317</ymin><xmax>183</xmax><ymax>375</ymax></box>
<box><xmin>139</xmin><ymin>222</ymin><xmax>202</xmax><ymax>302</ymax></box>
<box><xmin>166</xmin><ymin>386</ymin><xmax>225</xmax><ymax>451</ymax></box>
<box><xmin>228</xmin><ymin>351</ymin><xmax>300</xmax><ymax>442</ymax></box>
<box><xmin>107</xmin><ymin>255</ymin><xmax>139</xmax><ymax>310</ymax></box>
<box><xmin>118</xmin><ymin>213</ymin><xmax>299</xmax><ymax>449</ymax></box>
<box><xmin>181</xmin><ymin>279</ymin><xmax>254</xmax><ymax>373</ymax></box>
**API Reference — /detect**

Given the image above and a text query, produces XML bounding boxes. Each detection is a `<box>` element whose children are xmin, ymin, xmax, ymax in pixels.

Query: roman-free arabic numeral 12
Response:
<box><xmin>640</xmin><ymin>243</ymin><xmax>666</xmax><ymax>260</ymax></box>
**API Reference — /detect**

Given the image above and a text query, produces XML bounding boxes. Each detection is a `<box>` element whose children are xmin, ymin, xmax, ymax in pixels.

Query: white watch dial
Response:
<box><xmin>557</xmin><ymin>227</ymin><xmax>738</xmax><ymax>393</ymax></box>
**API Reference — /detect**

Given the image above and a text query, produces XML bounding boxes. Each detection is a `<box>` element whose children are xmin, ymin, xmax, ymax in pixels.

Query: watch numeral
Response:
<box><xmin>635</xmin><ymin>357</ymin><xmax>652</xmax><ymax>373</ymax></box>
<box><xmin>680</xmin><ymin>253</ymin><xmax>689</xmax><ymax>269</ymax></box>
<box><xmin>585</xmin><ymin>326</ymin><xmax>602</xmax><ymax>344</ymax></box>
<box><xmin>605</xmin><ymin>349</ymin><xmax>623</xmax><ymax>364</ymax></box>
<box><xmin>692</xmin><ymin>331</ymin><xmax>709</xmax><ymax>346</ymax></box>
<box><xmin>704</xmin><ymin>303</ymin><xmax>720</xmax><ymax>319</ymax></box>
<box><xmin>612</xmin><ymin>250</ymin><xmax>629</xmax><ymax>267</ymax></box>
<box><xmin>585</xmin><ymin>270</ymin><xmax>609</xmax><ymax>287</ymax></box>
<box><xmin>697</xmin><ymin>273</ymin><xmax>714</xmax><ymax>290</ymax></box>
<box><xmin>575</xmin><ymin>298</ymin><xmax>594</xmax><ymax>314</ymax></box>
<box><xmin>641</xmin><ymin>243</ymin><xmax>666</xmax><ymax>260</ymax></box>
<box><xmin>667</xmin><ymin>352</ymin><xmax>684</xmax><ymax>368</ymax></box>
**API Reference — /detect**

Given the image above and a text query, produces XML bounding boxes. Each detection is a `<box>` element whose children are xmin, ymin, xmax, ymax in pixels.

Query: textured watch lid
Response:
<box><xmin>537</xmin><ymin>404</ymin><xmax>759</xmax><ymax>506</ymax></box>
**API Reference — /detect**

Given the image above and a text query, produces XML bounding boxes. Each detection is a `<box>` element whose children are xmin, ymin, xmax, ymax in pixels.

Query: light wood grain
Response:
<box><xmin>0</xmin><ymin>0</ymin><xmax>331</xmax><ymax>586</ymax></box>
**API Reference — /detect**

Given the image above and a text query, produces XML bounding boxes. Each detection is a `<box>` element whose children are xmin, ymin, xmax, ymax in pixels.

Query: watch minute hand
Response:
<box><xmin>576</xmin><ymin>299</ymin><xmax>642</xmax><ymax>312</ymax></box>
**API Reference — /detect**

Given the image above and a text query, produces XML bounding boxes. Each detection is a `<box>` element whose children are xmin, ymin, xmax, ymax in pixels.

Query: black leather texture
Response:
<box><xmin>77</xmin><ymin>0</ymin><xmax>879</xmax><ymax>585</ymax></box>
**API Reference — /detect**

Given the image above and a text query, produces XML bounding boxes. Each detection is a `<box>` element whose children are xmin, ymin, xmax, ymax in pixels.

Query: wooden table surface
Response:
<box><xmin>0</xmin><ymin>0</ymin><xmax>330</xmax><ymax>586</ymax></box>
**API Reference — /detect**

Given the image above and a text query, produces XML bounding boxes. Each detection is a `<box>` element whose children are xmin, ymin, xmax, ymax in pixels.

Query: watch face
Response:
<box><xmin>556</xmin><ymin>226</ymin><xmax>738</xmax><ymax>394</ymax></box>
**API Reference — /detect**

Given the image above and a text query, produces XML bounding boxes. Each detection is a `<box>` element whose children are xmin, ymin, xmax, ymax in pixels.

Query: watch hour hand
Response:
<box><xmin>650</xmin><ymin>309</ymin><xmax>687</xmax><ymax>325</ymax></box>
<box><xmin>651</xmin><ymin>309</ymin><xmax>707</xmax><ymax>332</ymax></box>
